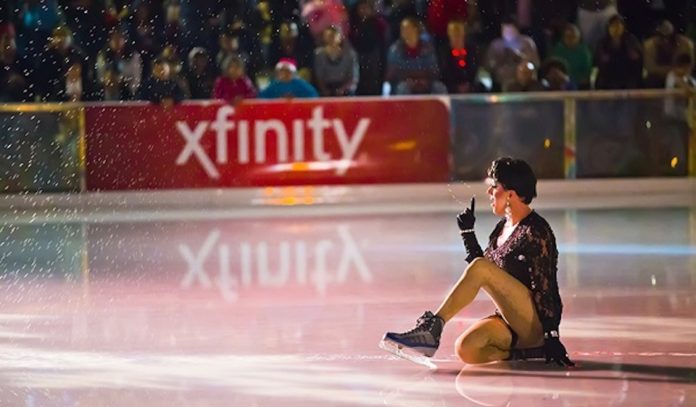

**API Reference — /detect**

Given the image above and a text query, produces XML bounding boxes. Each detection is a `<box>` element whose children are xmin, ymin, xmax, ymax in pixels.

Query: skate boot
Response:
<box><xmin>380</xmin><ymin>311</ymin><xmax>444</xmax><ymax>368</ymax></box>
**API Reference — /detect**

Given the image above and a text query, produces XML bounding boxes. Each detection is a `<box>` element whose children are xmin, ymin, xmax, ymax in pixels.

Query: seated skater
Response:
<box><xmin>382</xmin><ymin>157</ymin><xmax>574</xmax><ymax>366</ymax></box>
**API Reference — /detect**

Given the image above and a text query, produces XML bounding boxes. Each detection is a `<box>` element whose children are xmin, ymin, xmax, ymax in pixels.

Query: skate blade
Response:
<box><xmin>379</xmin><ymin>338</ymin><xmax>437</xmax><ymax>370</ymax></box>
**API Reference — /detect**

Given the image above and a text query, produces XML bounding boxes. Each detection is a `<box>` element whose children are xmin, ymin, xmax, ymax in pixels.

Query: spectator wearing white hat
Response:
<box><xmin>259</xmin><ymin>58</ymin><xmax>319</xmax><ymax>98</ymax></box>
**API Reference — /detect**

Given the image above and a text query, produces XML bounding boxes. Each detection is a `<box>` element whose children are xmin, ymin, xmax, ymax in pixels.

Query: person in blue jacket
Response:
<box><xmin>259</xmin><ymin>58</ymin><xmax>318</xmax><ymax>99</ymax></box>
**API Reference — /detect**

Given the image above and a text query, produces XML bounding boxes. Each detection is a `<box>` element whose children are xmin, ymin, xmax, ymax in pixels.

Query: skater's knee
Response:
<box><xmin>455</xmin><ymin>330</ymin><xmax>487</xmax><ymax>364</ymax></box>
<box><xmin>464</xmin><ymin>258</ymin><xmax>492</xmax><ymax>281</ymax></box>
<box><xmin>455</xmin><ymin>318</ymin><xmax>510</xmax><ymax>364</ymax></box>
<box><xmin>455</xmin><ymin>337</ymin><xmax>485</xmax><ymax>364</ymax></box>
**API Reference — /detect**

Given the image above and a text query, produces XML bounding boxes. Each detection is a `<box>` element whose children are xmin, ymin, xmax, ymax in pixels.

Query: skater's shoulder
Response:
<box><xmin>524</xmin><ymin>211</ymin><xmax>555</xmax><ymax>234</ymax></box>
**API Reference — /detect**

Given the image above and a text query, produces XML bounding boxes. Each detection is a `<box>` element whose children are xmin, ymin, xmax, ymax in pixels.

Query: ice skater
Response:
<box><xmin>381</xmin><ymin>157</ymin><xmax>574</xmax><ymax>366</ymax></box>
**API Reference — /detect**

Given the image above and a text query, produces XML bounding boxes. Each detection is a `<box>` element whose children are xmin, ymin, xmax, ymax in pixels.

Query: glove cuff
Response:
<box><xmin>544</xmin><ymin>330</ymin><xmax>559</xmax><ymax>339</ymax></box>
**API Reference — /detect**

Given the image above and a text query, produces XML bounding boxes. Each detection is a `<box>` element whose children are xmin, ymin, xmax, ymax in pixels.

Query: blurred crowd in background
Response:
<box><xmin>0</xmin><ymin>0</ymin><xmax>695</xmax><ymax>105</ymax></box>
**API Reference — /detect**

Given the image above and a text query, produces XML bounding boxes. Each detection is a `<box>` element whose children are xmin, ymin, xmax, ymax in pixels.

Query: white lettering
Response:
<box><xmin>257</xmin><ymin>241</ymin><xmax>291</xmax><ymax>286</ymax></box>
<box><xmin>240</xmin><ymin>242</ymin><xmax>253</xmax><ymax>286</ymax></box>
<box><xmin>238</xmin><ymin>121</ymin><xmax>250</xmax><ymax>164</ymax></box>
<box><xmin>293</xmin><ymin>119</ymin><xmax>305</xmax><ymax>161</ymax></box>
<box><xmin>179</xmin><ymin>229</ymin><xmax>220</xmax><ymax>288</ymax></box>
<box><xmin>313</xmin><ymin>240</ymin><xmax>333</xmax><ymax>295</ymax></box>
<box><xmin>254</xmin><ymin>120</ymin><xmax>289</xmax><ymax>163</ymax></box>
<box><xmin>175</xmin><ymin>121</ymin><xmax>219</xmax><ymax>179</ymax></box>
<box><xmin>217</xmin><ymin>244</ymin><xmax>239</xmax><ymax>301</ymax></box>
<box><xmin>295</xmin><ymin>241</ymin><xmax>307</xmax><ymax>284</ymax></box>
<box><xmin>308</xmin><ymin>107</ymin><xmax>332</xmax><ymax>161</ymax></box>
<box><xmin>179</xmin><ymin>226</ymin><xmax>373</xmax><ymax>301</ymax></box>
<box><xmin>336</xmin><ymin>225</ymin><xmax>372</xmax><ymax>283</ymax></box>
<box><xmin>174</xmin><ymin>106</ymin><xmax>372</xmax><ymax>178</ymax></box>
<box><xmin>333</xmin><ymin>118</ymin><xmax>370</xmax><ymax>176</ymax></box>
<box><xmin>211</xmin><ymin>105</ymin><xmax>235</xmax><ymax>164</ymax></box>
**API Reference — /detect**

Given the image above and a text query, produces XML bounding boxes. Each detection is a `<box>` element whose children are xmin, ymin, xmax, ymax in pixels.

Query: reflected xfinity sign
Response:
<box><xmin>175</xmin><ymin>106</ymin><xmax>371</xmax><ymax>178</ymax></box>
<box><xmin>178</xmin><ymin>225</ymin><xmax>372</xmax><ymax>301</ymax></box>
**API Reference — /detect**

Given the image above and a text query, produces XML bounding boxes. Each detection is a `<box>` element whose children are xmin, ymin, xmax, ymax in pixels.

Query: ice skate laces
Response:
<box><xmin>404</xmin><ymin>311</ymin><xmax>439</xmax><ymax>336</ymax></box>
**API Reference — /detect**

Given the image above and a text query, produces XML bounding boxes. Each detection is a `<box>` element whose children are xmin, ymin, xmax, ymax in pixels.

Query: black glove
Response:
<box><xmin>457</xmin><ymin>197</ymin><xmax>483</xmax><ymax>263</ymax></box>
<box><xmin>543</xmin><ymin>331</ymin><xmax>575</xmax><ymax>367</ymax></box>
<box><xmin>456</xmin><ymin>196</ymin><xmax>476</xmax><ymax>230</ymax></box>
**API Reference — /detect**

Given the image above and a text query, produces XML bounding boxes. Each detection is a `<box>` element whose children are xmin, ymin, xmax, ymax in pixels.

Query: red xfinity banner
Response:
<box><xmin>84</xmin><ymin>99</ymin><xmax>450</xmax><ymax>190</ymax></box>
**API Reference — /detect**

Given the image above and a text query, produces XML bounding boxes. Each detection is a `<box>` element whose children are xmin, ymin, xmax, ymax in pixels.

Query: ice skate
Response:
<box><xmin>380</xmin><ymin>311</ymin><xmax>444</xmax><ymax>369</ymax></box>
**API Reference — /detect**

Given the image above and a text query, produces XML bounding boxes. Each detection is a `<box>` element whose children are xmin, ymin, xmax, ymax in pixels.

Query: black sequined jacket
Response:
<box><xmin>483</xmin><ymin>211</ymin><xmax>563</xmax><ymax>333</ymax></box>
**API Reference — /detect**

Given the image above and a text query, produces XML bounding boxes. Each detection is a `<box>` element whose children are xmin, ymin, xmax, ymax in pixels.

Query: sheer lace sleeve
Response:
<box><xmin>523</xmin><ymin>222</ymin><xmax>562</xmax><ymax>333</ymax></box>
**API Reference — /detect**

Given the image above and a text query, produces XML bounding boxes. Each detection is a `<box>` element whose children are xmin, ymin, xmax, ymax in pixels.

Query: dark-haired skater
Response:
<box><xmin>381</xmin><ymin>157</ymin><xmax>574</xmax><ymax>366</ymax></box>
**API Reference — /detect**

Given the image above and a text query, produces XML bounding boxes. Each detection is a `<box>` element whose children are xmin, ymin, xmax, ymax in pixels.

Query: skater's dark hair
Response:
<box><xmin>487</xmin><ymin>157</ymin><xmax>537</xmax><ymax>204</ymax></box>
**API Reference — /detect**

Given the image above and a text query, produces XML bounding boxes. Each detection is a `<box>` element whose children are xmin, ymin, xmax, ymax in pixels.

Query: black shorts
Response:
<box><xmin>485</xmin><ymin>310</ymin><xmax>519</xmax><ymax>349</ymax></box>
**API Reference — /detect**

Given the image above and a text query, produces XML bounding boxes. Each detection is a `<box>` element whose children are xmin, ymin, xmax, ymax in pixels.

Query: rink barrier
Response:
<box><xmin>0</xmin><ymin>90</ymin><xmax>693</xmax><ymax>193</ymax></box>
<box><xmin>449</xmin><ymin>88</ymin><xmax>693</xmax><ymax>179</ymax></box>
<box><xmin>84</xmin><ymin>98</ymin><xmax>452</xmax><ymax>190</ymax></box>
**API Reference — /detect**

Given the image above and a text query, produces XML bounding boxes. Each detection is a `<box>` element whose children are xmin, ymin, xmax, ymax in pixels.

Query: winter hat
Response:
<box><xmin>275</xmin><ymin>58</ymin><xmax>297</xmax><ymax>72</ymax></box>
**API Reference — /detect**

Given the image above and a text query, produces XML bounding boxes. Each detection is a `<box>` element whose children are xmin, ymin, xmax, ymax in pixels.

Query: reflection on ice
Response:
<box><xmin>0</xmin><ymin>346</ymin><xmax>451</xmax><ymax>406</ymax></box>
<box><xmin>0</xmin><ymin>206</ymin><xmax>694</xmax><ymax>406</ymax></box>
<box><xmin>565</xmin><ymin>316</ymin><xmax>696</xmax><ymax>344</ymax></box>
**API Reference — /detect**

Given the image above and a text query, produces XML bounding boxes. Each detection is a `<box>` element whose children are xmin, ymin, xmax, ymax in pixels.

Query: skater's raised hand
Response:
<box><xmin>457</xmin><ymin>197</ymin><xmax>482</xmax><ymax>262</ymax></box>
<box><xmin>457</xmin><ymin>197</ymin><xmax>476</xmax><ymax>232</ymax></box>
<box><xmin>543</xmin><ymin>333</ymin><xmax>575</xmax><ymax>367</ymax></box>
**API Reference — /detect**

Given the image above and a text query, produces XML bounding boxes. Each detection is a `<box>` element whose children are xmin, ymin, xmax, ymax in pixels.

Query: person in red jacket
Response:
<box><xmin>212</xmin><ymin>54</ymin><xmax>257</xmax><ymax>104</ymax></box>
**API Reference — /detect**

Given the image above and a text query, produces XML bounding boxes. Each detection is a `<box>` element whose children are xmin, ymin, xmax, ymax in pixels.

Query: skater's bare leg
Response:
<box><xmin>435</xmin><ymin>258</ymin><xmax>491</xmax><ymax>323</ymax></box>
<box><xmin>434</xmin><ymin>258</ymin><xmax>543</xmax><ymax>350</ymax></box>
<box><xmin>455</xmin><ymin>317</ymin><xmax>512</xmax><ymax>363</ymax></box>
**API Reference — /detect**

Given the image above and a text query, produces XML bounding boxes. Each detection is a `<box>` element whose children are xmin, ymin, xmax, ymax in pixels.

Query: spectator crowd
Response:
<box><xmin>0</xmin><ymin>0</ymin><xmax>695</xmax><ymax>104</ymax></box>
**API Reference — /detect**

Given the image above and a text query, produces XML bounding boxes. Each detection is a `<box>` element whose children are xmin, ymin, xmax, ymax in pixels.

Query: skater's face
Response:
<box><xmin>486</xmin><ymin>178</ymin><xmax>509</xmax><ymax>216</ymax></box>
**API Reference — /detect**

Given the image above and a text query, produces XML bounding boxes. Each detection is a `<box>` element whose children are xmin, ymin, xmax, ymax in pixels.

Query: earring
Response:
<box><xmin>505</xmin><ymin>196</ymin><xmax>512</xmax><ymax>217</ymax></box>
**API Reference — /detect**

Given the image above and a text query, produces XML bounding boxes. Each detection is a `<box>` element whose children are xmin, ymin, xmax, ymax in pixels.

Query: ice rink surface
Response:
<box><xmin>0</xmin><ymin>182</ymin><xmax>695</xmax><ymax>406</ymax></box>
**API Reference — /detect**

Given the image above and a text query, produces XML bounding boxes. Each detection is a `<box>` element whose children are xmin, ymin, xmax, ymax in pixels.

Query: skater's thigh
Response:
<box><xmin>455</xmin><ymin>315</ymin><xmax>512</xmax><ymax>353</ymax></box>
<box><xmin>475</xmin><ymin>259</ymin><xmax>543</xmax><ymax>348</ymax></box>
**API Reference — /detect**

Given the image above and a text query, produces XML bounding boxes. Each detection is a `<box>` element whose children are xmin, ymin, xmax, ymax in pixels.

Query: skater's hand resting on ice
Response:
<box><xmin>543</xmin><ymin>333</ymin><xmax>575</xmax><ymax>367</ymax></box>
<box><xmin>457</xmin><ymin>197</ymin><xmax>476</xmax><ymax>232</ymax></box>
